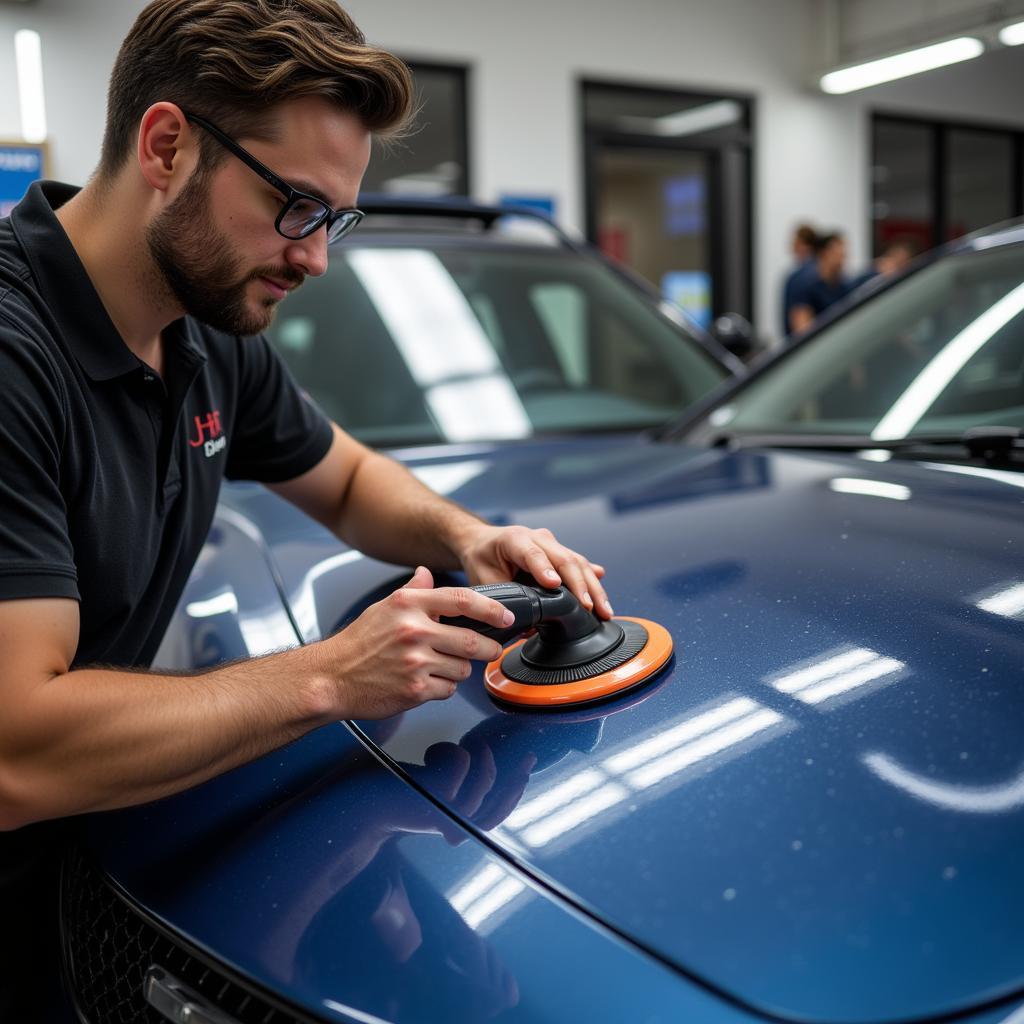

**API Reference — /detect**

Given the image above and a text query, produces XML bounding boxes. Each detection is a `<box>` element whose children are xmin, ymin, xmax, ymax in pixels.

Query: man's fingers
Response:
<box><xmin>403</xmin><ymin>565</ymin><xmax>434</xmax><ymax>590</ymax></box>
<box><xmin>579</xmin><ymin>561</ymin><xmax>613</xmax><ymax>618</ymax></box>
<box><xmin>425</xmin><ymin>586</ymin><xmax>515</xmax><ymax>631</ymax></box>
<box><xmin>534</xmin><ymin>543</ymin><xmax>613</xmax><ymax>619</ymax></box>
<box><xmin>428</xmin><ymin>653</ymin><xmax>476</xmax><ymax>682</ymax></box>
<box><xmin>433</xmin><ymin>625</ymin><xmax>503</xmax><ymax>663</ymax></box>
<box><xmin>549</xmin><ymin>554</ymin><xmax>593</xmax><ymax>611</ymax></box>
<box><xmin>514</xmin><ymin>543</ymin><xmax>561</xmax><ymax>589</ymax></box>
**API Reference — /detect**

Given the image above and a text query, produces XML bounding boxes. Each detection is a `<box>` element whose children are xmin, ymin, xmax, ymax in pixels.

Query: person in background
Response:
<box><xmin>787</xmin><ymin>230</ymin><xmax>849</xmax><ymax>337</ymax></box>
<box><xmin>780</xmin><ymin>223</ymin><xmax>818</xmax><ymax>338</ymax></box>
<box><xmin>848</xmin><ymin>238</ymin><xmax>916</xmax><ymax>291</ymax></box>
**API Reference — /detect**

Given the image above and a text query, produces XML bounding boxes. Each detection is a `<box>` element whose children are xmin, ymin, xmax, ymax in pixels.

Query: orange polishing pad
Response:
<box><xmin>484</xmin><ymin>616</ymin><xmax>673</xmax><ymax>709</ymax></box>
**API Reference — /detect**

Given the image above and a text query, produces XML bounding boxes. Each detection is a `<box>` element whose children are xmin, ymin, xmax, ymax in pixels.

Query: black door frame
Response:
<box><xmin>580</xmin><ymin>78</ymin><xmax>755</xmax><ymax>321</ymax></box>
<box><xmin>871</xmin><ymin>110</ymin><xmax>1024</xmax><ymax>254</ymax></box>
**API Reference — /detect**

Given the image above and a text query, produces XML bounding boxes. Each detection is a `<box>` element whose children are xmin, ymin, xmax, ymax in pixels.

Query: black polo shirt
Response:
<box><xmin>0</xmin><ymin>181</ymin><xmax>334</xmax><ymax>668</ymax></box>
<box><xmin>0</xmin><ymin>182</ymin><xmax>335</xmax><ymax>1019</ymax></box>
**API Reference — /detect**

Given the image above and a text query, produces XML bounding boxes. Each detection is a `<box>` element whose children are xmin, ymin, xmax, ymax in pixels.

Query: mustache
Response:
<box><xmin>249</xmin><ymin>266</ymin><xmax>306</xmax><ymax>289</ymax></box>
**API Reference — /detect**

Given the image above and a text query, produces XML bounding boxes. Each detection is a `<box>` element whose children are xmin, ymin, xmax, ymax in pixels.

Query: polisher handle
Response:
<box><xmin>440</xmin><ymin>581</ymin><xmax>545</xmax><ymax>642</ymax></box>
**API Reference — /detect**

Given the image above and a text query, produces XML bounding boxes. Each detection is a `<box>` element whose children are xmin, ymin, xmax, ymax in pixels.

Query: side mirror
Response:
<box><xmin>712</xmin><ymin>313</ymin><xmax>758</xmax><ymax>361</ymax></box>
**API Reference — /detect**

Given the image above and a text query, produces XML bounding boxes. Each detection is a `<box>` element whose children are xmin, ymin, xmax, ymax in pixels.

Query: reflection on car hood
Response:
<box><xmin>124</xmin><ymin>437</ymin><xmax>1024</xmax><ymax>1023</ymax></box>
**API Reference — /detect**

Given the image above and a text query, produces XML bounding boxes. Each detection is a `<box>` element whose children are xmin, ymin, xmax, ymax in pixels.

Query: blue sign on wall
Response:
<box><xmin>500</xmin><ymin>194</ymin><xmax>556</xmax><ymax>219</ymax></box>
<box><xmin>0</xmin><ymin>143</ymin><xmax>46</xmax><ymax>217</ymax></box>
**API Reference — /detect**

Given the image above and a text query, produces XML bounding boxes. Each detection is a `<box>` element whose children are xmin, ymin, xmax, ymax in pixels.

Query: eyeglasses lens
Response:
<box><xmin>326</xmin><ymin>211</ymin><xmax>362</xmax><ymax>244</ymax></box>
<box><xmin>279</xmin><ymin>196</ymin><xmax>328</xmax><ymax>239</ymax></box>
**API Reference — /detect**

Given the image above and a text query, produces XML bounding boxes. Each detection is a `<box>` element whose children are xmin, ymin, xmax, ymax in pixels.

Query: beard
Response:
<box><xmin>146</xmin><ymin>170</ymin><xmax>304</xmax><ymax>336</ymax></box>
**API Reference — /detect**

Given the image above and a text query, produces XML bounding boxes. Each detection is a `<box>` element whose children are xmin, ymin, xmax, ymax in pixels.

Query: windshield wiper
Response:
<box><xmin>709</xmin><ymin>426</ymin><xmax>1024</xmax><ymax>466</ymax></box>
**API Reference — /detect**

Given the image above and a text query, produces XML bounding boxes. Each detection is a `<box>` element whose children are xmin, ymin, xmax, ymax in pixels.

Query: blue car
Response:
<box><xmin>63</xmin><ymin>211</ymin><xmax>1024</xmax><ymax>1024</ymax></box>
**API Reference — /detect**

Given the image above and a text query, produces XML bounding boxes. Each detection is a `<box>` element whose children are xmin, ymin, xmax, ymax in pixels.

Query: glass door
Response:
<box><xmin>594</xmin><ymin>147</ymin><xmax>715</xmax><ymax>329</ymax></box>
<box><xmin>582</xmin><ymin>81</ymin><xmax>753</xmax><ymax>327</ymax></box>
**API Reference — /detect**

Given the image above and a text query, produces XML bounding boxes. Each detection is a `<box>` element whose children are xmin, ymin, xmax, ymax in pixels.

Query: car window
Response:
<box><xmin>267</xmin><ymin>245</ymin><xmax>728</xmax><ymax>446</ymax></box>
<box><xmin>530</xmin><ymin>284</ymin><xmax>588</xmax><ymax>387</ymax></box>
<box><xmin>700</xmin><ymin>244</ymin><xmax>1024</xmax><ymax>440</ymax></box>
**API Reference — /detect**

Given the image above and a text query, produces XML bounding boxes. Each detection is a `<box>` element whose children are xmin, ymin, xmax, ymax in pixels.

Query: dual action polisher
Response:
<box><xmin>442</xmin><ymin>581</ymin><xmax>673</xmax><ymax>709</ymax></box>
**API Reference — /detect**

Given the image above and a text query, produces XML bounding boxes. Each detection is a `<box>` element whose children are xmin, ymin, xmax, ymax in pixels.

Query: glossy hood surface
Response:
<box><xmin>218</xmin><ymin>438</ymin><xmax>1024</xmax><ymax>1022</ymax></box>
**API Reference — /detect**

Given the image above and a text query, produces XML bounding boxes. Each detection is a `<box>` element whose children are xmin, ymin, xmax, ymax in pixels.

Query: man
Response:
<box><xmin>0</xmin><ymin>0</ymin><xmax>609</xmax><ymax>1016</ymax></box>
<box><xmin>787</xmin><ymin>230</ymin><xmax>850</xmax><ymax>337</ymax></box>
<box><xmin>780</xmin><ymin>222</ymin><xmax>817</xmax><ymax>338</ymax></box>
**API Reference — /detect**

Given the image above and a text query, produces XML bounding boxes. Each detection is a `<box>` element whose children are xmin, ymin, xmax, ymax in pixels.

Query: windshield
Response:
<box><xmin>266</xmin><ymin>245</ymin><xmax>728</xmax><ymax>446</ymax></box>
<box><xmin>695</xmin><ymin>244</ymin><xmax>1024</xmax><ymax>441</ymax></box>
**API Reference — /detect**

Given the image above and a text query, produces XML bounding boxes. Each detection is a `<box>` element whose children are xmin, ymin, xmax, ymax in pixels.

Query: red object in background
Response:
<box><xmin>876</xmin><ymin>218</ymin><xmax>933</xmax><ymax>255</ymax></box>
<box><xmin>599</xmin><ymin>226</ymin><xmax>629</xmax><ymax>264</ymax></box>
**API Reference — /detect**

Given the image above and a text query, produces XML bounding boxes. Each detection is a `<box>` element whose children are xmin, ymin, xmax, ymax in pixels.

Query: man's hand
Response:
<box><xmin>318</xmin><ymin>567</ymin><xmax>510</xmax><ymax>719</ymax></box>
<box><xmin>456</xmin><ymin>524</ymin><xmax>612</xmax><ymax>619</ymax></box>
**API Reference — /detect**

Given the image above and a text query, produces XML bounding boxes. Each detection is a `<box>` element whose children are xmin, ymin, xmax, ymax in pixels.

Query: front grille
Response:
<box><xmin>60</xmin><ymin>846</ymin><xmax>316</xmax><ymax>1024</ymax></box>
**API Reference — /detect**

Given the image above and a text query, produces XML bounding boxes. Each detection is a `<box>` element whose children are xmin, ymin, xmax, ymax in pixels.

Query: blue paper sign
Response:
<box><xmin>0</xmin><ymin>143</ymin><xmax>46</xmax><ymax>217</ymax></box>
<box><xmin>500</xmin><ymin>194</ymin><xmax>556</xmax><ymax>219</ymax></box>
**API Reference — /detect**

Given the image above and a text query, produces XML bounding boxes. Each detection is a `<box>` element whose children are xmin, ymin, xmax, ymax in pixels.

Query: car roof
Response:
<box><xmin>960</xmin><ymin>217</ymin><xmax>1024</xmax><ymax>252</ymax></box>
<box><xmin>348</xmin><ymin>193</ymin><xmax>579</xmax><ymax>250</ymax></box>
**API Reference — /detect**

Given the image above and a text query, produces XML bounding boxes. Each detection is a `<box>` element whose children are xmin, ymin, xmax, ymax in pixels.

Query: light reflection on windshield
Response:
<box><xmin>696</xmin><ymin>244</ymin><xmax>1024</xmax><ymax>441</ymax></box>
<box><xmin>268</xmin><ymin>245</ymin><xmax>728</xmax><ymax>446</ymax></box>
<box><xmin>347</xmin><ymin>250</ymin><xmax>532</xmax><ymax>442</ymax></box>
<box><xmin>873</xmin><ymin>280</ymin><xmax>1024</xmax><ymax>439</ymax></box>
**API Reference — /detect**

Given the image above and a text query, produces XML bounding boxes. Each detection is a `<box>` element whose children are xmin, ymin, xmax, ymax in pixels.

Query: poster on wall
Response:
<box><xmin>662</xmin><ymin>270</ymin><xmax>712</xmax><ymax>330</ymax></box>
<box><xmin>0</xmin><ymin>141</ymin><xmax>48</xmax><ymax>217</ymax></box>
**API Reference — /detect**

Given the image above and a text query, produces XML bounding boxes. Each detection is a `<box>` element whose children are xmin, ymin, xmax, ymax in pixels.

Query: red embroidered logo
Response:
<box><xmin>188</xmin><ymin>410</ymin><xmax>227</xmax><ymax>457</ymax></box>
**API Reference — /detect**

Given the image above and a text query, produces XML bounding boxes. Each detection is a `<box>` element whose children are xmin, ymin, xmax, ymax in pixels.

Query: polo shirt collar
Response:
<box><xmin>10</xmin><ymin>180</ymin><xmax>205</xmax><ymax>381</ymax></box>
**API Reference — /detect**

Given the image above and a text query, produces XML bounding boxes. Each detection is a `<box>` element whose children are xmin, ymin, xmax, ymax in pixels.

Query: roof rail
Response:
<box><xmin>354</xmin><ymin>193</ymin><xmax>581</xmax><ymax>249</ymax></box>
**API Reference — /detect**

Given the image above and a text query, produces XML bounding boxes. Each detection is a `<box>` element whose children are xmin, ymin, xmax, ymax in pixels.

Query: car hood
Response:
<box><xmin>143</xmin><ymin>438</ymin><xmax>1024</xmax><ymax>1023</ymax></box>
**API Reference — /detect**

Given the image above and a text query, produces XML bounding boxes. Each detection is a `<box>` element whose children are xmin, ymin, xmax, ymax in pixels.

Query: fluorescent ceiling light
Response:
<box><xmin>14</xmin><ymin>29</ymin><xmax>47</xmax><ymax>143</ymax></box>
<box><xmin>616</xmin><ymin>100</ymin><xmax>742</xmax><ymax>138</ymax></box>
<box><xmin>820</xmin><ymin>37</ymin><xmax>984</xmax><ymax>94</ymax></box>
<box><xmin>999</xmin><ymin>21</ymin><xmax>1024</xmax><ymax>46</ymax></box>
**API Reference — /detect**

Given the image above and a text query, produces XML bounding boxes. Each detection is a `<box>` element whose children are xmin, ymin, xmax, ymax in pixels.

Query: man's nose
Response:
<box><xmin>284</xmin><ymin>229</ymin><xmax>330</xmax><ymax>278</ymax></box>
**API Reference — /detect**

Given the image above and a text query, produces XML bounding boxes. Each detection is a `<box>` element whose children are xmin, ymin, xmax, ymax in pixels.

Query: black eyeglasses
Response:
<box><xmin>184</xmin><ymin>111</ymin><xmax>364</xmax><ymax>245</ymax></box>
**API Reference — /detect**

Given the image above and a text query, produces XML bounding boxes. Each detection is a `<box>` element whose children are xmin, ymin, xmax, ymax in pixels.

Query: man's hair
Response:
<box><xmin>814</xmin><ymin>231</ymin><xmax>843</xmax><ymax>254</ymax></box>
<box><xmin>794</xmin><ymin>224</ymin><xmax>818</xmax><ymax>248</ymax></box>
<box><xmin>98</xmin><ymin>0</ymin><xmax>414</xmax><ymax>180</ymax></box>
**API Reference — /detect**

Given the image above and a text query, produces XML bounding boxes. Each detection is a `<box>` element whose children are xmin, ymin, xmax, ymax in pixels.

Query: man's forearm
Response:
<box><xmin>334</xmin><ymin>449</ymin><xmax>487</xmax><ymax>570</ymax></box>
<box><xmin>1</xmin><ymin>575</ymin><xmax>515</xmax><ymax>832</ymax></box>
<box><xmin>0</xmin><ymin>643</ymin><xmax>333</xmax><ymax>829</ymax></box>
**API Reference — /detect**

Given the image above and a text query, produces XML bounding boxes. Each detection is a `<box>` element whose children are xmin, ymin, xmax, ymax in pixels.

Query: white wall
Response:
<box><xmin>1</xmin><ymin>0</ymin><xmax>1022</xmax><ymax>343</ymax></box>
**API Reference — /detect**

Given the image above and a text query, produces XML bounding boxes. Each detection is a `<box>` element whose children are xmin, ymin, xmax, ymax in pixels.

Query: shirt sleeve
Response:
<box><xmin>787</xmin><ymin>267</ymin><xmax>817</xmax><ymax>312</ymax></box>
<box><xmin>0</xmin><ymin>315</ymin><xmax>79</xmax><ymax>601</ymax></box>
<box><xmin>224</xmin><ymin>334</ymin><xmax>334</xmax><ymax>483</ymax></box>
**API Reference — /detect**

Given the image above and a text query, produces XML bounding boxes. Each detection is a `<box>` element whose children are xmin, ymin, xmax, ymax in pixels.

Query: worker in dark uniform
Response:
<box><xmin>0</xmin><ymin>1</ymin><xmax>609</xmax><ymax>1017</ymax></box>
<box><xmin>787</xmin><ymin>230</ymin><xmax>851</xmax><ymax>337</ymax></box>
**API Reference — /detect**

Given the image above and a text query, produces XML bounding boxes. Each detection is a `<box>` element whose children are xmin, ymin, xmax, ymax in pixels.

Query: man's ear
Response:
<box><xmin>137</xmin><ymin>102</ymin><xmax>196</xmax><ymax>193</ymax></box>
